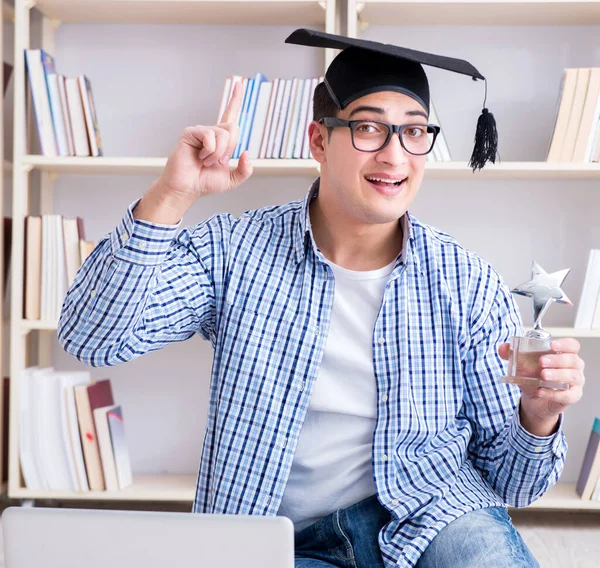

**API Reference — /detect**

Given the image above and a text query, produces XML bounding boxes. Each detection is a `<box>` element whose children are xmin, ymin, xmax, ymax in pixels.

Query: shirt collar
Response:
<box><xmin>294</xmin><ymin>177</ymin><xmax>421</xmax><ymax>274</ymax></box>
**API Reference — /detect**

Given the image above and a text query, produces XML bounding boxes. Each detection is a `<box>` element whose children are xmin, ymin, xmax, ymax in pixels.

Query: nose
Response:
<box><xmin>375</xmin><ymin>131</ymin><xmax>410</xmax><ymax>166</ymax></box>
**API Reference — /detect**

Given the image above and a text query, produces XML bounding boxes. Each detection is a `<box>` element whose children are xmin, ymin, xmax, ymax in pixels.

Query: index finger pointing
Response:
<box><xmin>220</xmin><ymin>80</ymin><xmax>243</xmax><ymax>125</ymax></box>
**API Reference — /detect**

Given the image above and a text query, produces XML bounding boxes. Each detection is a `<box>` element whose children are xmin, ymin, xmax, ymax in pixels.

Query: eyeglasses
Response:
<box><xmin>318</xmin><ymin>117</ymin><xmax>441</xmax><ymax>155</ymax></box>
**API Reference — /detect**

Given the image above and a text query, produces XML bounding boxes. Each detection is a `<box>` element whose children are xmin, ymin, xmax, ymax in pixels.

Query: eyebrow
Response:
<box><xmin>347</xmin><ymin>105</ymin><xmax>429</xmax><ymax>121</ymax></box>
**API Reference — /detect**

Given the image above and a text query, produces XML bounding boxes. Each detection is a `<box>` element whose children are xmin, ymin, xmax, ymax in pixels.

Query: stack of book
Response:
<box><xmin>574</xmin><ymin>249</ymin><xmax>600</xmax><ymax>328</ymax></box>
<box><xmin>20</xmin><ymin>373</ymin><xmax>132</xmax><ymax>492</ymax></box>
<box><xmin>218</xmin><ymin>74</ymin><xmax>452</xmax><ymax>161</ymax></box>
<box><xmin>547</xmin><ymin>68</ymin><xmax>600</xmax><ymax>162</ymax></box>
<box><xmin>24</xmin><ymin>215</ymin><xmax>96</xmax><ymax>322</ymax></box>
<box><xmin>25</xmin><ymin>49</ymin><xmax>102</xmax><ymax>157</ymax></box>
<box><xmin>576</xmin><ymin>417</ymin><xmax>600</xmax><ymax>500</ymax></box>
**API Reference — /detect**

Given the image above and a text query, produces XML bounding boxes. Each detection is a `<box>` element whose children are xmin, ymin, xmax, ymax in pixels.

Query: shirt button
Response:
<box><xmin>391</xmin><ymin>499</ymin><xmax>399</xmax><ymax>506</ymax></box>
<box><xmin>381</xmin><ymin>394</ymin><xmax>388</xmax><ymax>402</ymax></box>
<box><xmin>314</xmin><ymin>325</ymin><xmax>320</xmax><ymax>336</ymax></box>
<box><xmin>266</xmin><ymin>495</ymin><xmax>272</xmax><ymax>506</ymax></box>
<box><xmin>378</xmin><ymin>337</ymin><xmax>386</xmax><ymax>345</ymax></box>
<box><xmin>139</xmin><ymin>242</ymin><xmax>147</xmax><ymax>249</ymax></box>
<box><xmin>90</xmin><ymin>289</ymin><xmax>96</xmax><ymax>297</ymax></box>
<box><xmin>381</xmin><ymin>454</ymin><xmax>388</xmax><ymax>462</ymax></box>
<box><xmin>299</xmin><ymin>381</ymin><xmax>305</xmax><ymax>392</ymax></box>
<box><xmin>281</xmin><ymin>438</ymin><xmax>288</xmax><ymax>449</ymax></box>
<box><xmin>534</xmin><ymin>447</ymin><xmax>544</xmax><ymax>453</ymax></box>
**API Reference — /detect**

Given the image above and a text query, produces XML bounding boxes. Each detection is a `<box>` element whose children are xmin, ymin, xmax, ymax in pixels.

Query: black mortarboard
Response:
<box><xmin>285</xmin><ymin>28</ymin><xmax>497</xmax><ymax>172</ymax></box>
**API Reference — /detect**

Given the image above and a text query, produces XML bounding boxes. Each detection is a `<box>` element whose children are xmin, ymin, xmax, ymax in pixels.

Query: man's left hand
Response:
<box><xmin>498</xmin><ymin>338</ymin><xmax>585</xmax><ymax>437</ymax></box>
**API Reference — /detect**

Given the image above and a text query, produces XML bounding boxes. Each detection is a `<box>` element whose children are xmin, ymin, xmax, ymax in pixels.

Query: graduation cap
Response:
<box><xmin>285</xmin><ymin>28</ymin><xmax>497</xmax><ymax>172</ymax></box>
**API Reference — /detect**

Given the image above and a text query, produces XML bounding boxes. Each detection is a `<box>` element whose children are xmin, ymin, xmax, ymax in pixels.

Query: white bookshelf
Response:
<box><xmin>20</xmin><ymin>156</ymin><xmax>600</xmax><ymax>179</ymax></box>
<box><xmin>34</xmin><ymin>0</ymin><xmax>330</xmax><ymax>25</ymax></box>
<box><xmin>22</xmin><ymin>155</ymin><xmax>322</xmax><ymax>176</ymax></box>
<box><xmin>9</xmin><ymin>473</ymin><xmax>197</xmax><ymax>502</ymax></box>
<box><xmin>355</xmin><ymin>0</ymin><xmax>600</xmax><ymax>27</ymax></box>
<box><xmin>347</xmin><ymin>0</ymin><xmax>600</xmax><ymax>516</ymax></box>
<box><xmin>8</xmin><ymin>0</ymin><xmax>600</xmax><ymax>512</ymax></box>
<box><xmin>8</xmin><ymin>0</ymin><xmax>337</xmax><ymax>503</ymax></box>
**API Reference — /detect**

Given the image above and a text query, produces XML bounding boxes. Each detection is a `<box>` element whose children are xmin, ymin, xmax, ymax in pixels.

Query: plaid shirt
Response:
<box><xmin>59</xmin><ymin>179</ymin><xmax>566</xmax><ymax>567</ymax></box>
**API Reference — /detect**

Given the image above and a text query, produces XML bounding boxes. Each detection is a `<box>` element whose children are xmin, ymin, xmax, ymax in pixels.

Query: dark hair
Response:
<box><xmin>312</xmin><ymin>81</ymin><xmax>338</xmax><ymax>121</ymax></box>
<box><xmin>312</xmin><ymin>81</ymin><xmax>338</xmax><ymax>141</ymax></box>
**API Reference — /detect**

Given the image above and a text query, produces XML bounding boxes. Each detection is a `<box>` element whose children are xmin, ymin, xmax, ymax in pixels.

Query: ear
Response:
<box><xmin>308</xmin><ymin>121</ymin><xmax>327</xmax><ymax>164</ymax></box>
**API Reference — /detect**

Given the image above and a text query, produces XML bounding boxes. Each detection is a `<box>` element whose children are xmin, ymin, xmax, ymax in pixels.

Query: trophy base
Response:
<box><xmin>500</xmin><ymin>375</ymin><xmax>569</xmax><ymax>391</ymax></box>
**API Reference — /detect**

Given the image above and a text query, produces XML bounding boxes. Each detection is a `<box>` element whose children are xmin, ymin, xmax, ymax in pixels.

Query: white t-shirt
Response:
<box><xmin>277</xmin><ymin>257</ymin><xmax>396</xmax><ymax>532</ymax></box>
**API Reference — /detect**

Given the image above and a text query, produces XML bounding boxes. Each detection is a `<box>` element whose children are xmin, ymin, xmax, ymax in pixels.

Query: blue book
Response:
<box><xmin>40</xmin><ymin>50</ymin><xmax>69</xmax><ymax>156</ymax></box>
<box><xmin>234</xmin><ymin>78</ymin><xmax>254</xmax><ymax>158</ymax></box>
<box><xmin>239</xmin><ymin>72</ymin><xmax>268</xmax><ymax>154</ymax></box>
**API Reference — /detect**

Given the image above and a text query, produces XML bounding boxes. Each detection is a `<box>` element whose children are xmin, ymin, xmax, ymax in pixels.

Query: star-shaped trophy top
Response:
<box><xmin>511</xmin><ymin>261</ymin><xmax>572</xmax><ymax>332</ymax></box>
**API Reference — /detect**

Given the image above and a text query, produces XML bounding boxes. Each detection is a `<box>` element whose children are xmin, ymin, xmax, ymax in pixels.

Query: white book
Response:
<box><xmin>62</xmin><ymin>217</ymin><xmax>81</xmax><ymax>288</ymax></box>
<box><xmin>575</xmin><ymin>249</ymin><xmax>600</xmax><ymax>328</ymax></box>
<box><xmin>281</xmin><ymin>78</ymin><xmax>301</xmax><ymax>158</ymax></box>
<box><xmin>19</xmin><ymin>367</ymin><xmax>44</xmax><ymax>489</ymax></box>
<box><xmin>34</xmin><ymin>367</ymin><xmax>77</xmax><ymax>490</ymax></box>
<box><xmin>266</xmin><ymin>79</ymin><xmax>288</xmax><ymax>159</ymax></box>
<box><xmin>272</xmin><ymin>79</ymin><xmax>293</xmax><ymax>159</ymax></box>
<box><xmin>41</xmin><ymin>215</ymin><xmax>51</xmax><ymax>321</ymax></box>
<box><xmin>24</xmin><ymin>50</ymin><xmax>57</xmax><ymax>156</ymax></box>
<box><xmin>57</xmin><ymin>75</ymin><xmax>75</xmax><ymax>155</ymax></box>
<box><xmin>259</xmin><ymin>78</ymin><xmax>281</xmax><ymax>159</ymax></box>
<box><xmin>54</xmin><ymin>215</ymin><xmax>67</xmax><ymax>321</ymax></box>
<box><xmin>58</xmin><ymin>371</ymin><xmax>92</xmax><ymax>491</ymax></box>
<box><xmin>217</xmin><ymin>77</ymin><xmax>232</xmax><ymax>123</ymax></box>
<box><xmin>293</xmin><ymin>78</ymin><xmax>312</xmax><ymax>159</ymax></box>
<box><xmin>45</xmin><ymin>73</ymin><xmax>69</xmax><ymax>156</ymax></box>
<box><xmin>65</xmin><ymin>77</ymin><xmax>90</xmax><ymax>156</ymax></box>
<box><xmin>247</xmin><ymin>82</ymin><xmax>273</xmax><ymax>159</ymax></box>
<box><xmin>78</xmin><ymin>75</ymin><xmax>102</xmax><ymax>157</ymax></box>
<box><xmin>302</xmin><ymin>78</ymin><xmax>320</xmax><ymax>159</ymax></box>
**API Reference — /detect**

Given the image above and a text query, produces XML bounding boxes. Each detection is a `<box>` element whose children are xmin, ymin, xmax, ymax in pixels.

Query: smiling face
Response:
<box><xmin>309</xmin><ymin>90</ymin><xmax>429</xmax><ymax>228</ymax></box>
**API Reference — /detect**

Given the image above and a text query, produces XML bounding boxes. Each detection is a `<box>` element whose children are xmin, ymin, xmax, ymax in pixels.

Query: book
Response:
<box><xmin>106</xmin><ymin>405</ymin><xmax>133</xmax><ymax>490</ymax></box>
<box><xmin>547</xmin><ymin>69</ymin><xmax>578</xmax><ymax>162</ymax></box>
<box><xmin>94</xmin><ymin>405</ymin><xmax>120</xmax><ymax>491</ymax></box>
<box><xmin>560</xmin><ymin>68</ymin><xmax>591</xmax><ymax>161</ymax></box>
<box><xmin>41</xmin><ymin>51</ymin><xmax>69</xmax><ymax>156</ymax></box>
<box><xmin>576</xmin><ymin>417</ymin><xmax>600</xmax><ymax>499</ymax></box>
<box><xmin>247</xmin><ymin>81</ymin><xmax>274</xmax><ymax>159</ymax></box>
<box><xmin>572</xmin><ymin>68</ymin><xmax>600</xmax><ymax>162</ymax></box>
<box><xmin>65</xmin><ymin>76</ymin><xmax>90</xmax><ymax>156</ymax></box>
<box><xmin>24</xmin><ymin>49</ymin><xmax>58</xmax><ymax>156</ymax></box>
<box><xmin>74</xmin><ymin>379</ymin><xmax>114</xmax><ymax>491</ymax></box>
<box><xmin>78</xmin><ymin>75</ymin><xmax>103</xmax><ymax>156</ymax></box>
<box><xmin>575</xmin><ymin>249</ymin><xmax>600</xmax><ymax>328</ymax></box>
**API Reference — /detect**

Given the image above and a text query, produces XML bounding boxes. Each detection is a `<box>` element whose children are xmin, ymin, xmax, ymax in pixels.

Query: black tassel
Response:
<box><xmin>468</xmin><ymin>107</ymin><xmax>498</xmax><ymax>172</ymax></box>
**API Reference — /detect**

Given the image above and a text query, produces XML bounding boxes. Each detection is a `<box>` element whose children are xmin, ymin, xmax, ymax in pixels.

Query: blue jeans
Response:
<box><xmin>294</xmin><ymin>494</ymin><xmax>539</xmax><ymax>567</ymax></box>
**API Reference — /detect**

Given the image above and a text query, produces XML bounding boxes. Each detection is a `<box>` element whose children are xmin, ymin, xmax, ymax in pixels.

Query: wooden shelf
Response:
<box><xmin>33</xmin><ymin>0</ymin><xmax>328</xmax><ymax>25</ymax></box>
<box><xmin>358</xmin><ymin>0</ymin><xmax>600</xmax><ymax>26</ymax></box>
<box><xmin>521</xmin><ymin>483</ymin><xmax>600</xmax><ymax>511</ymax></box>
<box><xmin>22</xmin><ymin>156</ymin><xmax>321</xmax><ymax>176</ymax></box>
<box><xmin>9</xmin><ymin>473</ymin><xmax>197</xmax><ymax>502</ymax></box>
<box><xmin>22</xmin><ymin>157</ymin><xmax>600</xmax><ymax>179</ymax></box>
<box><xmin>424</xmin><ymin>161</ymin><xmax>600</xmax><ymax>179</ymax></box>
<box><xmin>8</xmin><ymin>477</ymin><xmax>599</xmax><ymax>509</ymax></box>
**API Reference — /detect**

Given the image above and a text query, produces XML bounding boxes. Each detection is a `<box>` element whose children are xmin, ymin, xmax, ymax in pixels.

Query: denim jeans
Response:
<box><xmin>294</xmin><ymin>494</ymin><xmax>539</xmax><ymax>567</ymax></box>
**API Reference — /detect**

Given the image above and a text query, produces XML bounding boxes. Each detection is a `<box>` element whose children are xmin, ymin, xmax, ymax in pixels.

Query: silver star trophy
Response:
<box><xmin>501</xmin><ymin>261</ymin><xmax>572</xmax><ymax>391</ymax></box>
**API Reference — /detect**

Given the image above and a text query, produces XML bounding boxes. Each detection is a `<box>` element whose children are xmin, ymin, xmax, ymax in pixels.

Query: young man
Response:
<box><xmin>59</xmin><ymin>30</ymin><xmax>585</xmax><ymax>568</ymax></box>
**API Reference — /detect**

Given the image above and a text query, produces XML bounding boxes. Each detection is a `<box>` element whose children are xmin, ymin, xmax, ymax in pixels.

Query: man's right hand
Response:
<box><xmin>134</xmin><ymin>81</ymin><xmax>253</xmax><ymax>224</ymax></box>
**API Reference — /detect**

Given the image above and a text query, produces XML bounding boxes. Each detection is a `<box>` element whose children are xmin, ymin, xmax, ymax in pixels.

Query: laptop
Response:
<box><xmin>2</xmin><ymin>506</ymin><xmax>295</xmax><ymax>567</ymax></box>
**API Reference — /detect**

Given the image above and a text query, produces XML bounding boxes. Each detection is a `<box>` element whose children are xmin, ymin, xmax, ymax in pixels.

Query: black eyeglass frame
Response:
<box><xmin>318</xmin><ymin>117</ymin><xmax>441</xmax><ymax>156</ymax></box>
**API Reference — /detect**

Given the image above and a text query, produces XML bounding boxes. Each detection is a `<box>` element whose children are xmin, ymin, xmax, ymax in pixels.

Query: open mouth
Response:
<box><xmin>364</xmin><ymin>175</ymin><xmax>407</xmax><ymax>193</ymax></box>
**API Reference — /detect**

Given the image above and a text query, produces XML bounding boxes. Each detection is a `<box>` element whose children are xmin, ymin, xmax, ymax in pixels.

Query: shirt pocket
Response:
<box><xmin>217</xmin><ymin>298</ymin><xmax>299</xmax><ymax>411</ymax></box>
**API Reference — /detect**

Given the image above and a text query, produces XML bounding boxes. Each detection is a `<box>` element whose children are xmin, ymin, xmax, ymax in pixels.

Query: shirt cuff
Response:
<box><xmin>111</xmin><ymin>198</ymin><xmax>182</xmax><ymax>265</ymax></box>
<box><xmin>508</xmin><ymin>408</ymin><xmax>567</xmax><ymax>461</ymax></box>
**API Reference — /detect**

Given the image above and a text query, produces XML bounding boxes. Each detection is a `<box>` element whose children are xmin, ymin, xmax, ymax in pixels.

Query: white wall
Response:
<box><xmin>41</xmin><ymin>22</ymin><xmax>600</xmax><ymax>483</ymax></box>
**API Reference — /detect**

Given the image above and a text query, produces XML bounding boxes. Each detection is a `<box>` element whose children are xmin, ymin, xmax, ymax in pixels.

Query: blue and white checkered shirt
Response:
<box><xmin>59</xmin><ymin>179</ymin><xmax>566</xmax><ymax>568</ymax></box>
